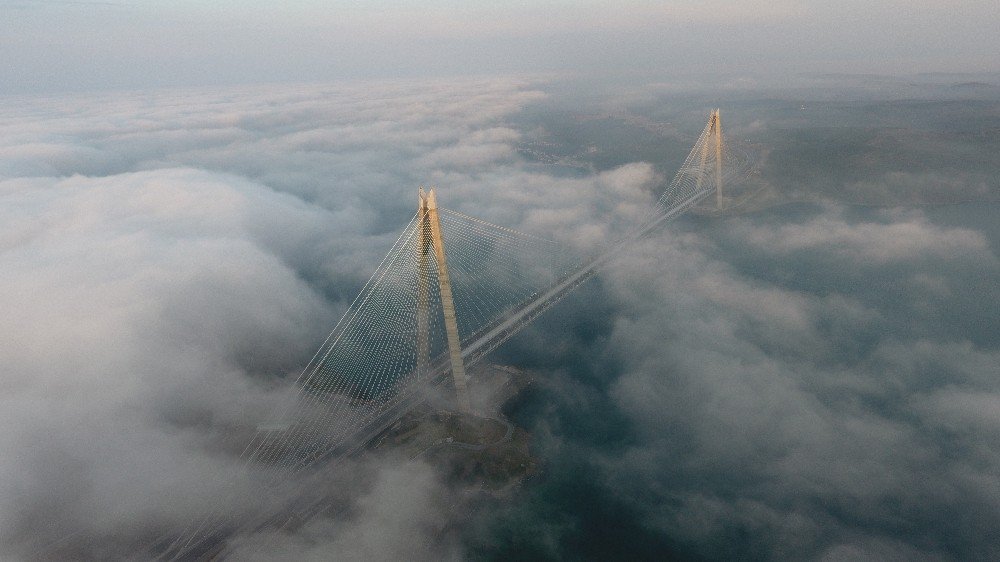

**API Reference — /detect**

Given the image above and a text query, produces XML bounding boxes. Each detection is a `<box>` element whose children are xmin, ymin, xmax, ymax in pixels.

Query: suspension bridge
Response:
<box><xmin>137</xmin><ymin>110</ymin><xmax>757</xmax><ymax>560</ymax></box>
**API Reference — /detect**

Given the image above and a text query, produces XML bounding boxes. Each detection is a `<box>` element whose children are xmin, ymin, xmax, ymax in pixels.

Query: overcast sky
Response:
<box><xmin>2</xmin><ymin>0</ymin><xmax>998</xmax><ymax>94</ymax></box>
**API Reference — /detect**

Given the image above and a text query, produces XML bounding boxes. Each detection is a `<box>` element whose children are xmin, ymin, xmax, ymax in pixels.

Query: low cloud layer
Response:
<box><xmin>0</xmin><ymin>76</ymin><xmax>668</xmax><ymax>559</ymax></box>
<box><xmin>2</xmin><ymin>77</ymin><xmax>999</xmax><ymax>560</ymax></box>
<box><xmin>488</xmin><ymin>202</ymin><xmax>1000</xmax><ymax>559</ymax></box>
<box><xmin>606</xmin><ymin>215</ymin><xmax>1000</xmax><ymax>558</ymax></box>
<box><xmin>0</xmin><ymin>167</ymin><xmax>340</xmax><ymax>556</ymax></box>
<box><xmin>728</xmin><ymin>206</ymin><xmax>992</xmax><ymax>264</ymax></box>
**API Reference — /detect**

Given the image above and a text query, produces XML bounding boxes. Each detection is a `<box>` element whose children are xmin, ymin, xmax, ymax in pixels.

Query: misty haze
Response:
<box><xmin>2</xmin><ymin>2</ymin><xmax>999</xmax><ymax>561</ymax></box>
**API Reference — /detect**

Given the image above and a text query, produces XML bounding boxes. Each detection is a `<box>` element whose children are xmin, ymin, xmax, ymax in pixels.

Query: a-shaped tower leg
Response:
<box><xmin>416</xmin><ymin>188</ymin><xmax>470</xmax><ymax>413</ymax></box>
<box><xmin>694</xmin><ymin>110</ymin><xmax>725</xmax><ymax>211</ymax></box>
<box><xmin>713</xmin><ymin>109</ymin><xmax>724</xmax><ymax>211</ymax></box>
<box><xmin>416</xmin><ymin>188</ymin><xmax>432</xmax><ymax>380</ymax></box>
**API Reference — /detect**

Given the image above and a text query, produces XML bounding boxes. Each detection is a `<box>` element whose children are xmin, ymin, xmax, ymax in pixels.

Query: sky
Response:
<box><xmin>2</xmin><ymin>0</ymin><xmax>998</xmax><ymax>94</ymax></box>
<box><xmin>1</xmin><ymin>2</ymin><xmax>1000</xmax><ymax>560</ymax></box>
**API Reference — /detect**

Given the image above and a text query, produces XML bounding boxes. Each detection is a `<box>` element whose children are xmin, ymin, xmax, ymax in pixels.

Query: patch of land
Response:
<box><xmin>370</xmin><ymin>364</ymin><xmax>537</xmax><ymax>494</ymax></box>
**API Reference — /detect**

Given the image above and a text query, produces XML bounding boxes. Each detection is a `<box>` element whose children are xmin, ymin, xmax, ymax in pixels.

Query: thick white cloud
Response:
<box><xmin>3</xmin><ymin>75</ymin><xmax>998</xmax><ymax>560</ymax></box>
<box><xmin>727</xmin><ymin>206</ymin><xmax>993</xmax><ymax>265</ymax></box>
<box><xmin>590</xmin><ymin>208</ymin><xmax>1000</xmax><ymax>559</ymax></box>
<box><xmin>229</xmin><ymin>461</ymin><xmax>461</xmax><ymax>562</ymax></box>
<box><xmin>0</xmin><ymin>78</ymin><xmax>572</xmax><ymax>558</ymax></box>
<box><xmin>0</xmin><ymin>166</ymin><xmax>352</xmax><ymax>555</ymax></box>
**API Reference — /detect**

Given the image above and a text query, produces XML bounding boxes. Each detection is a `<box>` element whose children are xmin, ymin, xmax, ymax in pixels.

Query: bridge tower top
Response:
<box><xmin>693</xmin><ymin>109</ymin><xmax>726</xmax><ymax>212</ymax></box>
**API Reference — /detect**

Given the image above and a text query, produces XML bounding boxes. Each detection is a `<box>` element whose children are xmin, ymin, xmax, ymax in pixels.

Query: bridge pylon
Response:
<box><xmin>694</xmin><ymin>109</ymin><xmax>725</xmax><ymax>211</ymax></box>
<box><xmin>417</xmin><ymin>187</ymin><xmax>471</xmax><ymax>414</ymax></box>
